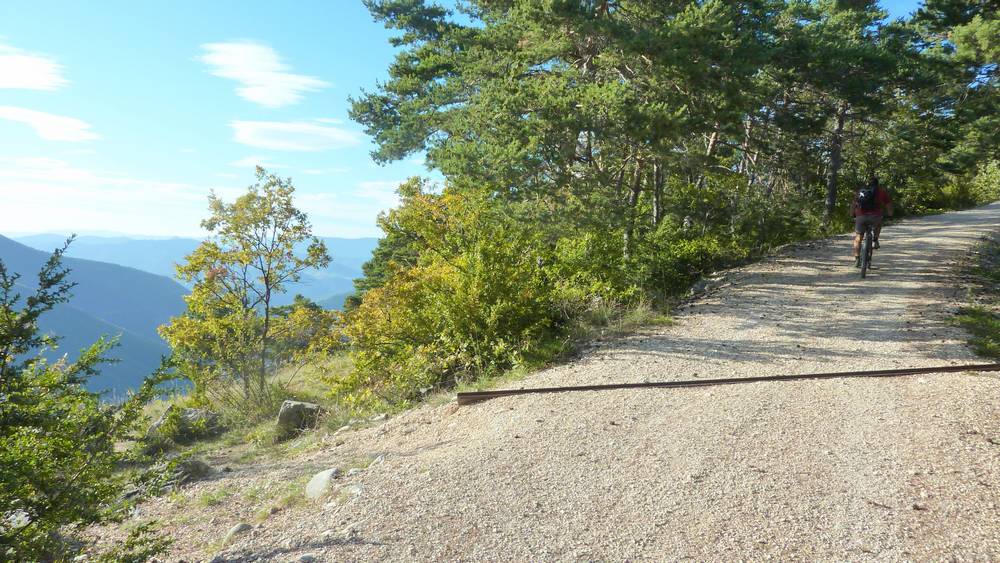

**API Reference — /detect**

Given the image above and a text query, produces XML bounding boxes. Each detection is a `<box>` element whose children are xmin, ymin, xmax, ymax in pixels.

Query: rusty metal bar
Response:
<box><xmin>455</xmin><ymin>362</ymin><xmax>1000</xmax><ymax>406</ymax></box>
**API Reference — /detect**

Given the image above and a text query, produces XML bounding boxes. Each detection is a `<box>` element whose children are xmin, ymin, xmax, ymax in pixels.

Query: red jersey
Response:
<box><xmin>853</xmin><ymin>186</ymin><xmax>891</xmax><ymax>217</ymax></box>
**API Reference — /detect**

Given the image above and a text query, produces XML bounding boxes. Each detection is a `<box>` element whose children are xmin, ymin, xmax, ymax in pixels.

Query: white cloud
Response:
<box><xmin>231</xmin><ymin>120</ymin><xmax>361</xmax><ymax>151</ymax></box>
<box><xmin>229</xmin><ymin>155</ymin><xmax>287</xmax><ymax>169</ymax></box>
<box><xmin>0</xmin><ymin>157</ymin><xmax>387</xmax><ymax>238</ymax></box>
<box><xmin>0</xmin><ymin>43</ymin><xmax>68</xmax><ymax>90</ymax></box>
<box><xmin>0</xmin><ymin>157</ymin><xmax>239</xmax><ymax>237</ymax></box>
<box><xmin>296</xmin><ymin>193</ymin><xmax>394</xmax><ymax>237</ymax></box>
<box><xmin>0</xmin><ymin>157</ymin><xmax>223</xmax><ymax>236</ymax></box>
<box><xmin>198</xmin><ymin>41</ymin><xmax>329</xmax><ymax>108</ymax></box>
<box><xmin>0</xmin><ymin>106</ymin><xmax>98</xmax><ymax>141</ymax></box>
<box><xmin>356</xmin><ymin>180</ymin><xmax>403</xmax><ymax>208</ymax></box>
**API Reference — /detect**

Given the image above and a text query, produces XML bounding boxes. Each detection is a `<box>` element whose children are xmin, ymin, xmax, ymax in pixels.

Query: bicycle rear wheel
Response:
<box><xmin>860</xmin><ymin>228</ymin><xmax>873</xmax><ymax>278</ymax></box>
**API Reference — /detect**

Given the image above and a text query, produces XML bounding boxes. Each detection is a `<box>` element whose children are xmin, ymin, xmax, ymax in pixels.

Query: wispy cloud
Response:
<box><xmin>0</xmin><ymin>157</ymin><xmax>238</xmax><ymax>237</ymax></box>
<box><xmin>198</xmin><ymin>41</ymin><xmax>329</xmax><ymax>108</ymax></box>
<box><xmin>356</xmin><ymin>180</ymin><xmax>403</xmax><ymax>208</ymax></box>
<box><xmin>0</xmin><ymin>106</ymin><xmax>98</xmax><ymax>141</ymax></box>
<box><xmin>296</xmin><ymin>181</ymin><xmax>402</xmax><ymax>236</ymax></box>
<box><xmin>230</xmin><ymin>119</ymin><xmax>361</xmax><ymax>151</ymax></box>
<box><xmin>0</xmin><ymin>43</ymin><xmax>68</xmax><ymax>90</ymax></box>
<box><xmin>0</xmin><ymin>157</ymin><xmax>387</xmax><ymax>238</ymax></box>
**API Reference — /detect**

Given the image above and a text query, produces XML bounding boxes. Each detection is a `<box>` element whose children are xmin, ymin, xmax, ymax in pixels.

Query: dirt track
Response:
<box><xmin>153</xmin><ymin>203</ymin><xmax>1000</xmax><ymax>561</ymax></box>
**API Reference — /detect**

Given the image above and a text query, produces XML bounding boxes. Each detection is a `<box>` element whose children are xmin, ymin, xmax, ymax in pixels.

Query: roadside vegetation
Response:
<box><xmin>955</xmin><ymin>232</ymin><xmax>1000</xmax><ymax>359</ymax></box>
<box><xmin>0</xmin><ymin>245</ymin><xmax>175</xmax><ymax>561</ymax></box>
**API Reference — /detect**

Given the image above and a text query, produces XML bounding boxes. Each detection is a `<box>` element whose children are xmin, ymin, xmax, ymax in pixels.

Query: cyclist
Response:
<box><xmin>851</xmin><ymin>175</ymin><xmax>893</xmax><ymax>267</ymax></box>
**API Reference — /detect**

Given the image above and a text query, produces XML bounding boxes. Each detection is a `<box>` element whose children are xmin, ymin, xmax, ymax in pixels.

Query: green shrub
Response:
<box><xmin>0</xmin><ymin>244</ymin><xmax>172</xmax><ymax>561</ymax></box>
<box><xmin>970</xmin><ymin>160</ymin><xmax>1000</xmax><ymax>205</ymax></box>
<box><xmin>340</xmin><ymin>193</ymin><xmax>560</xmax><ymax>411</ymax></box>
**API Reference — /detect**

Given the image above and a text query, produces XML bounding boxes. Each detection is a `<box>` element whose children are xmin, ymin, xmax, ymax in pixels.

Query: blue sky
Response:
<box><xmin>0</xmin><ymin>0</ymin><xmax>923</xmax><ymax>238</ymax></box>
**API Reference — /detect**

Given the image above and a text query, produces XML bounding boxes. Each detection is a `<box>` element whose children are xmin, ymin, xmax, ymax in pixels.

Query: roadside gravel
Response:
<box><xmin>136</xmin><ymin>203</ymin><xmax>1000</xmax><ymax>562</ymax></box>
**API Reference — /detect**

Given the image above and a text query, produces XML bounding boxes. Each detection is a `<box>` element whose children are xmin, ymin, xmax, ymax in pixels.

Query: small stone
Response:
<box><xmin>306</xmin><ymin>468</ymin><xmax>343</xmax><ymax>499</ymax></box>
<box><xmin>347</xmin><ymin>468</ymin><xmax>363</xmax><ymax>477</ymax></box>
<box><xmin>341</xmin><ymin>484</ymin><xmax>362</xmax><ymax>497</ymax></box>
<box><xmin>369</xmin><ymin>413</ymin><xmax>388</xmax><ymax>422</ymax></box>
<box><xmin>297</xmin><ymin>555</ymin><xmax>317</xmax><ymax>562</ymax></box>
<box><xmin>223</xmin><ymin>522</ymin><xmax>252</xmax><ymax>544</ymax></box>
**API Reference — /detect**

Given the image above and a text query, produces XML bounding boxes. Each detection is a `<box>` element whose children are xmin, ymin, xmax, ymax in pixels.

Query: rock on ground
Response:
<box><xmin>146</xmin><ymin>406</ymin><xmax>222</xmax><ymax>443</ymax></box>
<box><xmin>305</xmin><ymin>468</ymin><xmax>343</xmax><ymax>500</ymax></box>
<box><xmin>276</xmin><ymin>400</ymin><xmax>322</xmax><ymax>439</ymax></box>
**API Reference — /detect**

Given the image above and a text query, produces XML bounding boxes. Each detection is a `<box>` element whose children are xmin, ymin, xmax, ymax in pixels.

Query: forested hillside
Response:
<box><xmin>332</xmin><ymin>0</ymin><xmax>999</xmax><ymax>410</ymax></box>
<box><xmin>13</xmin><ymin>234</ymin><xmax>378</xmax><ymax>307</ymax></box>
<box><xmin>0</xmin><ymin>235</ymin><xmax>183</xmax><ymax>393</ymax></box>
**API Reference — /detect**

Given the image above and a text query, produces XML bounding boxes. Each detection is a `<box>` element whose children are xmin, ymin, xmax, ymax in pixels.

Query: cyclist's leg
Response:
<box><xmin>853</xmin><ymin>216</ymin><xmax>865</xmax><ymax>262</ymax></box>
<box><xmin>873</xmin><ymin>215</ymin><xmax>884</xmax><ymax>248</ymax></box>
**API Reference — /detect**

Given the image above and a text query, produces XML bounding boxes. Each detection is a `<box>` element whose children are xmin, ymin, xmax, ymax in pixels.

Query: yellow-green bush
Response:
<box><xmin>335</xmin><ymin>188</ymin><xmax>560</xmax><ymax>411</ymax></box>
<box><xmin>970</xmin><ymin>160</ymin><xmax>1000</xmax><ymax>205</ymax></box>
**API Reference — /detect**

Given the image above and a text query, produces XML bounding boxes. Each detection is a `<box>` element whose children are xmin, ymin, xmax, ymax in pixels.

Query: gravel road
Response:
<box><xmin>157</xmin><ymin>203</ymin><xmax>1000</xmax><ymax>562</ymax></box>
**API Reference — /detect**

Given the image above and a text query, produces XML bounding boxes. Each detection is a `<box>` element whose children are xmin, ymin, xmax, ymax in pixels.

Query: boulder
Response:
<box><xmin>276</xmin><ymin>400</ymin><xmax>322</xmax><ymax>438</ymax></box>
<box><xmin>146</xmin><ymin>405</ymin><xmax>222</xmax><ymax>444</ymax></box>
<box><xmin>173</xmin><ymin>457</ymin><xmax>212</xmax><ymax>485</ymax></box>
<box><xmin>305</xmin><ymin>468</ymin><xmax>343</xmax><ymax>499</ymax></box>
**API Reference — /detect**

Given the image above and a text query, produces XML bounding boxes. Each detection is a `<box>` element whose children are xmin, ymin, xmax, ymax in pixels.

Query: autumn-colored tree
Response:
<box><xmin>160</xmin><ymin>168</ymin><xmax>330</xmax><ymax>416</ymax></box>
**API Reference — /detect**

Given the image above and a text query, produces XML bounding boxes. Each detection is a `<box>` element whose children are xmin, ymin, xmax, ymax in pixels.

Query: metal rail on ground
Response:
<box><xmin>455</xmin><ymin>363</ymin><xmax>1000</xmax><ymax>406</ymax></box>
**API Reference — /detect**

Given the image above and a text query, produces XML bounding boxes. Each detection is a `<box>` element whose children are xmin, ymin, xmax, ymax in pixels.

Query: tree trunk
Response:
<box><xmin>258</xmin><ymin>283</ymin><xmax>271</xmax><ymax>403</ymax></box>
<box><xmin>825</xmin><ymin>101</ymin><xmax>849</xmax><ymax>222</ymax></box>
<box><xmin>652</xmin><ymin>161</ymin><xmax>663</xmax><ymax>228</ymax></box>
<box><xmin>623</xmin><ymin>161</ymin><xmax>643</xmax><ymax>260</ymax></box>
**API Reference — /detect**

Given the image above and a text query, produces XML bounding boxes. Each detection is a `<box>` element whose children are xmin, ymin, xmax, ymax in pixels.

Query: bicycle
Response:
<box><xmin>859</xmin><ymin>222</ymin><xmax>875</xmax><ymax>278</ymax></box>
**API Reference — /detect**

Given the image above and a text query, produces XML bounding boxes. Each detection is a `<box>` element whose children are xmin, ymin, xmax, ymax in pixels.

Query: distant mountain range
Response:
<box><xmin>1</xmin><ymin>234</ymin><xmax>377</xmax><ymax>394</ymax></box>
<box><xmin>14</xmin><ymin>234</ymin><xmax>377</xmax><ymax>309</ymax></box>
<box><xmin>0</xmin><ymin>235</ymin><xmax>185</xmax><ymax>394</ymax></box>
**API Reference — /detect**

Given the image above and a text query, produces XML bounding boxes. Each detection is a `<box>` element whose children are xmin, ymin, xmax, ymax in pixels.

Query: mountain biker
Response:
<box><xmin>851</xmin><ymin>175</ymin><xmax>893</xmax><ymax>267</ymax></box>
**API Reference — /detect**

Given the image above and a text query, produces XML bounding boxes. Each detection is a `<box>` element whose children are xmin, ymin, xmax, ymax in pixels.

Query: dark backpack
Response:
<box><xmin>858</xmin><ymin>185</ymin><xmax>878</xmax><ymax>211</ymax></box>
